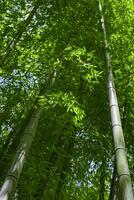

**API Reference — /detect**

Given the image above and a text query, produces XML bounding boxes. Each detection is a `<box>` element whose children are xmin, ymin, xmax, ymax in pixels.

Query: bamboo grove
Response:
<box><xmin>0</xmin><ymin>0</ymin><xmax>134</xmax><ymax>199</ymax></box>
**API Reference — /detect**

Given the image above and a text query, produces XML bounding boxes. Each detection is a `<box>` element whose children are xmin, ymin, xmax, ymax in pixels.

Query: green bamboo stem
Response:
<box><xmin>0</xmin><ymin>108</ymin><xmax>42</xmax><ymax>200</ymax></box>
<box><xmin>0</xmin><ymin>71</ymin><xmax>57</xmax><ymax>200</ymax></box>
<box><xmin>99</xmin><ymin>1</ymin><xmax>134</xmax><ymax>199</ymax></box>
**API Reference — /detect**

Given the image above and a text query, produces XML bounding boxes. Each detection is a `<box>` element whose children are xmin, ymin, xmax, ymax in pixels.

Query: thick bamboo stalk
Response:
<box><xmin>0</xmin><ymin>71</ymin><xmax>57</xmax><ymax>200</ymax></box>
<box><xmin>99</xmin><ymin>1</ymin><xmax>134</xmax><ymax>200</ymax></box>
<box><xmin>0</xmin><ymin>108</ymin><xmax>42</xmax><ymax>200</ymax></box>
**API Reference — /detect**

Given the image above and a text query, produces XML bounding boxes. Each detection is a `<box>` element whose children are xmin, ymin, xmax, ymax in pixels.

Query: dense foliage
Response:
<box><xmin>0</xmin><ymin>0</ymin><xmax>134</xmax><ymax>199</ymax></box>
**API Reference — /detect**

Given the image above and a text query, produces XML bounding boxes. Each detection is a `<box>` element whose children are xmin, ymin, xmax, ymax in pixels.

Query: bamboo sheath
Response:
<box><xmin>99</xmin><ymin>1</ymin><xmax>134</xmax><ymax>199</ymax></box>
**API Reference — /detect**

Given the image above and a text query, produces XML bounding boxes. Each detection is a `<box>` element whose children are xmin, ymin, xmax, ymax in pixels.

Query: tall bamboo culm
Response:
<box><xmin>0</xmin><ymin>71</ymin><xmax>57</xmax><ymax>200</ymax></box>
<box><xmin>99</xmin><ymin>1</ymin><xmax>134</xmax><ymax>199</ymax></box>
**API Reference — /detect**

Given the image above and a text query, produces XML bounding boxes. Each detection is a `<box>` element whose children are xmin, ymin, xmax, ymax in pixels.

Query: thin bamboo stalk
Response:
<box><xmin>0</xmin><ymin>0</ymin><xmax>42</xmax><ymax>66</ymax></box>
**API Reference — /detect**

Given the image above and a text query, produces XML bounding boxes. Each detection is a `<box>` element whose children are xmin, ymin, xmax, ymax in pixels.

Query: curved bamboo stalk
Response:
<box><xmin>99</xmin><ymin>1</ymin><xmax>134</xmax><ymax>199</ymax></box>
<box><xmin>0</xmin><ymin>71</ymin><xmax>57</xmax><ymax>200</ymax></box>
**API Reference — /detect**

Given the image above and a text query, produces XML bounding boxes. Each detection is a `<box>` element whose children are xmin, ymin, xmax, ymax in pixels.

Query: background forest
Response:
<box><xmin>0</xmin><ymin>0</ymin><xmax>134</xmax><ymax>199</ymax></box>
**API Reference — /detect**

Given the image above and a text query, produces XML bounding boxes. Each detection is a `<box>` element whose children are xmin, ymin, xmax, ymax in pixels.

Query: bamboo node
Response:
<box><xmin>109</xmin><ymin>104</ymin><xmax>118</xmax><ymax>108</ymax></box>
<box><xmin>111</xmin><ymin>124</ymin><xmax>121</xmax><ymax>129</ymax></box>
<box><xmin>115</xmin><ymin>147</ymin><xmax>126</xmax><ymax>152</ymax></box>
<box><xmin>7</xmin><ymin>174</ymin><xmax>18</xmax><ymax>180</ymax></box>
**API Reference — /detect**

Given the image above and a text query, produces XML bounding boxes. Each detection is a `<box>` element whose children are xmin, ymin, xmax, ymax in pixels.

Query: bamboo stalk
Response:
<box><xmin>0</xmin><ymin>71</ymin><xmax>57</xmax><ymax>200</ymax></box>
<box><xmin>99</xmin><ymin>1</ymin><xmax>134</xmax><ymax>199</ymax></box>
<box><xmin>0</xmin><ymin>0</ymin><xmax>42</xmax><ymax>66</ymax></box>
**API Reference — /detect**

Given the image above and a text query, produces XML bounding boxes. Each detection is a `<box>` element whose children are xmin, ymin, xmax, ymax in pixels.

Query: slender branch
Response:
<box><xmin>99</xmin><ymin>158</ymin><xmax>106</xmax><ymax>200</ymax></box>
